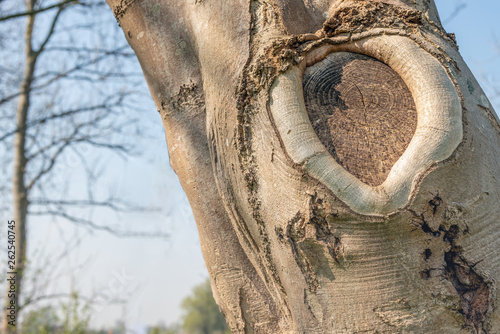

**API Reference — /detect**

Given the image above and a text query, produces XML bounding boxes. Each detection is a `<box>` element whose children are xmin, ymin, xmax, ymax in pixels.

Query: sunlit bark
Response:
<box><xmin>108</xmin><ymin>0</ymin><xmax>500</xmax><ymax>332</ymax></box>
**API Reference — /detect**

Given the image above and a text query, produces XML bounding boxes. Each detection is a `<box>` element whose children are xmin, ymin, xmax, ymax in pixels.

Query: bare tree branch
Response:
<box><xmin>0</xmin><ymin>103</ymin><xmax>116</xmax><ymax>143</ymax></box>
<box><xmin>34</xmin><ymin>5</ymin><xmax>66</xmax><ymax>57</ymax></box>
<box><xmin>29</xmin><ymin>198</ymin><xmax>153</xmax><ymax>213</ymax></box>
<box><xmin>19</xmin><ymin>293</ymin><xmax>99</xmax><ymax>312</ymax></box>
<box><xmin>1</xmin><ymin>0</ymin><xmax>161</xmax><ymax>327</ymax></box>
<box><xmin>443</xmin><ymin>1</ymin><xmax>467</xmax><ymax>25</ymax></box>
<box><xmin>0</xmin><ymin>0</ymin><xmax>77</xmax><ymax>22</ymax></box>
<box><xmin>30</xmin><ymin>209</ymin><xmax>169</xmax><ymax>238</ymax></box>
<box><xmin>44</xmin><ymin>45</ymin><xmax>136</xmax><ymax>57</ymax></box>
<box><xmin>25</xmin><ymin>122</ymin><xmax>87</xmax><ymax>190</ymax></box>
<box><xmin>0</xmin><ymin>45</ymin><xmax>131</xmax><ymax>106</ymax></box>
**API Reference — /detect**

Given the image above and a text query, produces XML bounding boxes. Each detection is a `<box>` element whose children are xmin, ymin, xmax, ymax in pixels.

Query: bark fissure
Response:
<box><xmin>280</xmin><ymin>195</ymin><xmax>345</xmax><ymax>294</ymax></box>
<box><xmin>112</xmin><ymin>0</ymin><xmax>136</xmax><ymax>23</ymax></box>
<box><xmin>230</xmin><ymin>1</ymin><xmax>294</xmax><ymax>329</ymax></box>
<box><xmin>410</xmin><ymin>196</ymin><xmax>492</xmax><ymax>333</ymax></box>
<box><xmin>160</xmin><ymin>82</ymin><xmax>206</xmax><ymax>117</ymax></box>
<box><xmin>283</xmin><ymin>212</ymin><xmax>321</xmax><ymax>293</ymax></box>
<box><xmin>308</xmin><ymin>195</ymin><xmax>345</xmax><ymax>266</ymax></box>
<box><xmin>444</xmin><ymin>247</ymin><xmax>491</xmax><ymax>333</ymax></box>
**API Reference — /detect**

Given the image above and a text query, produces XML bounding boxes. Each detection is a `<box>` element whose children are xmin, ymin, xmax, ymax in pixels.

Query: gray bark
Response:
<box><xmin>107</xmin><ymin>0</ymin><xmax>500</xmax><ymax>332</ymax></box>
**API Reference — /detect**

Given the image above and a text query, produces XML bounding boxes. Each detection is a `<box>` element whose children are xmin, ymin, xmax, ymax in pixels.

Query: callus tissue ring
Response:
<box><xmin>269</xmin><ymin>35</ymin><xmax>462</xmax><ymax>217</ymax></box>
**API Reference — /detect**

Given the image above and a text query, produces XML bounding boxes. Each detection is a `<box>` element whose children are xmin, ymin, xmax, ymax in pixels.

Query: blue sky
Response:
<box><xmin>435</xmin><ymin>0</ymin><xmax>500</xmax><ymax>109</ymax></box>
<box><xmin>19</xmin><ymin>0</ymin><xmax>500</xmax><ymax>331</ymax></box>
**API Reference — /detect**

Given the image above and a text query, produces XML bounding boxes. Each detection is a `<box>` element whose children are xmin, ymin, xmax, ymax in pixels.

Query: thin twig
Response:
<box><xmin>0</xmin><ymin>0</ymin><xmax>77</xmax><ymax>22</ymax></box>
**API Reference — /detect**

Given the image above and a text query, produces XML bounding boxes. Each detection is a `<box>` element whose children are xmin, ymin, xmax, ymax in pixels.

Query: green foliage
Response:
<box><xmin>61</xmin><ymin>292</ymin><xmax>92</xmax><ymax>333</ymax></box>
<box><xmin>181</xmin><ymin>279</ymin><xmax>230</xmax><ymax>334</ymax></box>
<box><xmin>20</xmin><ymin>305</ymin><xmax>59</xmax><ymax>334</ymax></box>
<box><xmin>20</xmin><ymin>292</ymin><xmax>91</xmax><ymax>334</ymax></box>
<box><xmin>146</xmin><ymin>322</ymin><xmax>181</xmax><ymax>333</ymax></box>
<box><xmin>148</xmin><ymin>325</ymin><xmax>179</xmax><ymax>334</ymax></box>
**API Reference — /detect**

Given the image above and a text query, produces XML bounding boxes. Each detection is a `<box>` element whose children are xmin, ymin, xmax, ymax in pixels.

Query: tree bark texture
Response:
<box><xmin>107</xmin><ymin>0</ymin><xmax>500</xmax><ymax>332</ymax></box>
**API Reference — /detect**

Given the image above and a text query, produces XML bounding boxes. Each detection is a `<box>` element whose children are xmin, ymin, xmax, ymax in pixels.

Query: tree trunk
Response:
<box><xmin>107</xmin><ymin>0</ymin><xmax>500</xmax><ymax>332</ymax></box>
<box><xmin>2</xmin><ymin>3</ymin><xmax>36</xmax><ymax>332</ymax></box>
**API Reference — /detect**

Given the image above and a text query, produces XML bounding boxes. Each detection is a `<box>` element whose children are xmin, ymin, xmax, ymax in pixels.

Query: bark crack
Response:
<box><xmin>112</xmin><ymin>0</ymin><xmax>137</xmax><ymax>24</ymax></box>
<box><xmin>409</xmin><ymin>196</ymin><xmax>491</xmax><ymax>333</ymax></box>
<box><xmin>279</xmin><ymin>195</ymin><xmax>345</xmax><ymax>293</ymax></box>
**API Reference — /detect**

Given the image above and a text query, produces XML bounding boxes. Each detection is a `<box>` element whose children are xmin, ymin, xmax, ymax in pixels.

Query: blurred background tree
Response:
<box><xmin>0</xmin><ymin>0</ymin><xmax>166</xmax><ymax>331</ymax></box>
<box><xmin>20</xmin><ymin>292</ymin><xmax>90</xmax><ymax>333</ymax></box>
<box><xmin>147</xmin><ymin>324</ymin><xmax>182</xmax><ymax>334</ymax></box>
<box><xmin>181</xmin><ymin>280</ymin><xmax>229</xmax><ymax>334</ymax></box>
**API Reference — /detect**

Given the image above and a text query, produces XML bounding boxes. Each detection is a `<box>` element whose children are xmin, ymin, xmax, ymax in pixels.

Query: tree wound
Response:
<box><xmin>303</xmin><ymin>52</ymin><xmax>417</xmax><ymax>186</ymax></box>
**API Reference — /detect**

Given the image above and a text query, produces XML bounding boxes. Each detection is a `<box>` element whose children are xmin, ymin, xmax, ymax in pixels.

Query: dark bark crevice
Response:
<box><xmin>444</xmin><ymin>247</ymin><xmax>490</xmax><ymax>333</ymax></box>
<box><xmin>279</xmin><ymin>195</ymin><xmax>346</xmax><ymax>294</ymax></box>
<box><xmin>308</xmin><ymin>195</ymin><xmax>345</xmax><ymax>266</ymax></box>
<box><xmin>410</xmin><ymin>196</ymin><xmax>492</xmax><ymax>333</ymax></box>
<box><xmin>112</xmin><ymin>0</ymin><xmax>136</xmax><ymax>24</ymax></box>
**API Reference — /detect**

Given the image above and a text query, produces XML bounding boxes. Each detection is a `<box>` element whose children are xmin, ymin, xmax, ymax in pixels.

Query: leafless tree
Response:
<box><xmin>0</xmin><ymin>0</ymin><xmax>165</xmax><ymax>332</ymax></box>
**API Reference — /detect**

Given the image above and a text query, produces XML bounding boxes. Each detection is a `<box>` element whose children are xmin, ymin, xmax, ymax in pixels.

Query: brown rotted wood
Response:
<box><xmin>303</xmin><ymin>52</ymin><xmax>418</xmax><ymax>186</ymax></box>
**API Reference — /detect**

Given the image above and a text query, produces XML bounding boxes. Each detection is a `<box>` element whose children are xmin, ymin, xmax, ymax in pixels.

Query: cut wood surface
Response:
<box><xmin>303</xmin><ymin>52</ymin><xmax>417</xmax><ymax>186</ymax></box>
